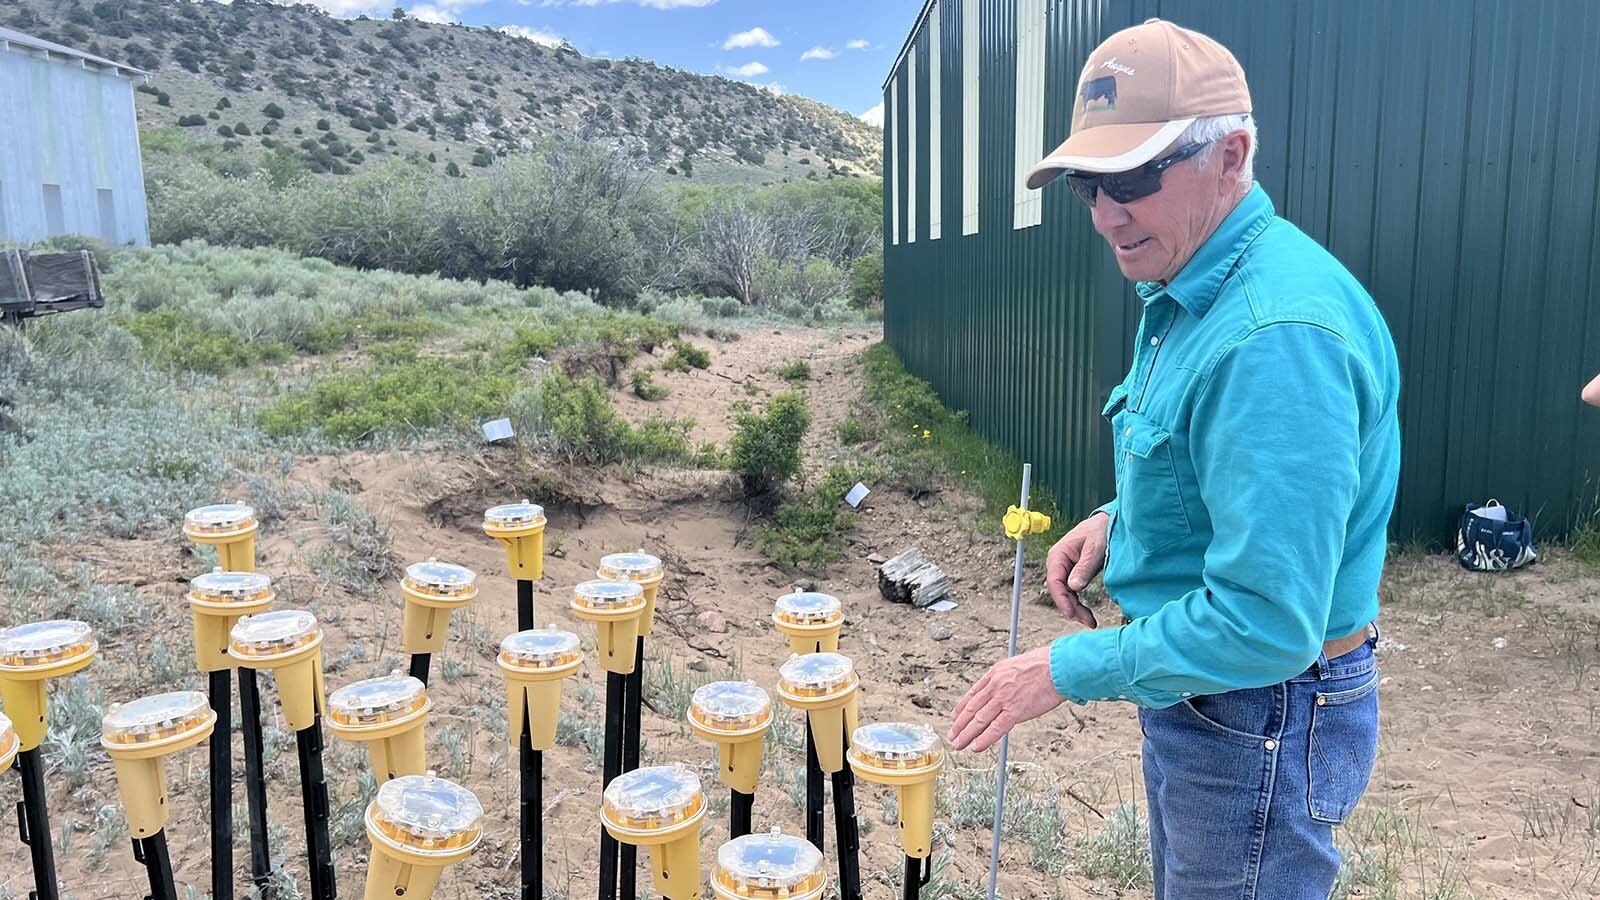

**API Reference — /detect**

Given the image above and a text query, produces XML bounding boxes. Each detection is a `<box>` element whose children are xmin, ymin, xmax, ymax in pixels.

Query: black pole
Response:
<box><xmin>520</xmin><ymin>714</ymin><xmax>542</xmax><ymax>900</ymax></box>
<box><xmin>208</xmin><ymin>670</ymin><xmax>234</xmax><ymax>900</ymax></box>
<box><xmin>517</xmin><ymin>578</ymin><xmax>535</xmax><ymax>631</ymax></box>
<box><xmin>804</xmin><ymin>721</ymin><xmax>825</xmax><ymax>852</ymax></box>
<box><xmin>598</xmin><ymin>671</ymin><xmax>625</xmax><ymax>900</ymax></box>
<box><xmin>238</xmin><ymin>668</ymin><xmax>273</xmax><ymax>896</ymax></box>
<box><xmin>730</xmin><ymin>790</ymin><xmax>754</xmax><ymax>840</ymax></box>
<box><xmin>296</xmin><ymin>718</ymin><xmax>337</xmax><ymax>900</ymax></box>
<box><xmin>408</xmin><ymin>652</ymin><xmax>432</xmax><ymax>686</ymax></box>
<box><xmin>902</xmin><ymin>854</ymin><xmax>934</xmax><ymax>900</ymax></box>
<box><xmin>831</xmin><ymin>765</ymin><xmax>863</xmax><ymax>900</ymax></box>
<box><xmin>16</xmin><ymin>748</ymin><xmax>60</xmax><ymax>900</ymax></box>
<box><xmin>132</xmin><ymin>830</ymin><xmax>179</xmax><ymax>900</ymax></box>
<box><xmin>619</xmin><ymin>635</ymin><xmax>645</xmax><ymax>900</ymax></box>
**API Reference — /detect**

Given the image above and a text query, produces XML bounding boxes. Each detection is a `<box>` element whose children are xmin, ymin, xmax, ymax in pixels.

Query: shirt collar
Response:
<box><xmin>1135</xmin><ymin>183</ymin><xmax>1275</xmax><ymax>317</ymax></box>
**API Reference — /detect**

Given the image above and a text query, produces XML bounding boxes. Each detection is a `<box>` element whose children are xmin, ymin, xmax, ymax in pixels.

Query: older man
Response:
<box><xmin>948</xmin><ymin>19</ymin><xmax>1401</xmax><ymax>899</ymax></box>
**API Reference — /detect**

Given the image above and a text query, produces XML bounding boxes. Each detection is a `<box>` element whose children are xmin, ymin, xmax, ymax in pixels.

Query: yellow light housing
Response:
<box><xmin>597</xmin><ymin>551</ymin><xmax>665</xmax><ymax>635</ymax></box>
<box><xmin>775</xmin><ymin>653</ymin><xmax>859</xmax><ymax>775</ymax></box>
<box><xmin>327</xmin><ymin>674</ymin><xmax>431</xmax><ymax>784</ymax></box>
<box><xmin>570</xmin><ymin>580</ymin><xmax>647</xmax><ymax>674</ymax></box>
<box><xmin>711</xmin><ymin>828</ymin><xmax>827</xmax><ymax>900</ymax></box>
<box><xmin>687</xmin><ymin>681</ymin><xmax>773</xmax><ymax>795</ymax></box>
<box><xmin>363</xmin><ymin>773</ymin><xmax>484</xmax><ymax>900</ymax></box>
<box><xmin>601</xmin><ymin>765</ymin><xmax>707</xmax><ymax>900</ymax></box>
<box><xmin>847</xmin><ymin>722</ymin><xmax>945</xmax><ymax>858</ymax></box>
<box><xmin>0</xmin><ymin>711</ymin><xmax>18</xmax><ymax>775</ymax></box>
<box><xmin>188</xmin><ymin>569</ymin><xmax>275</xmax><ymax>672</ymax></box>
<box><xmin>497</xmin><ymin>628</ymin><xmax>583</xmax><ymax>752</ymax></box>
<box><xmin>229</xmin><ymin>610</ymin><xmax>326</xmax><ymax>731</ymax></box>
<box><xmin>483</xmin><ymin>500</ymin><xmax>547</xmax><ymax>580</ymax></box>
<box><xmin>100</xmin><ymin>690</ymin><xmax>216</xmax><ymax>837</ymax></box>
<box><xmin>0</xmin><ymin>619</ymin><xmax>97</xmax><ymax>751</ymax></box>
<box><xmin>772</xmin><ymin>591</ymin><xmax>843</xmax><ymax>655</ymax></box>
<box><xmin>399</xmin><ymin>559</ymin><xmax>479</xmax><ymax>655</ymax></box>
<box><xmin>182</xmin><ymin>502</ymin><xmax>259</xmax><ymax>572</ymax></box>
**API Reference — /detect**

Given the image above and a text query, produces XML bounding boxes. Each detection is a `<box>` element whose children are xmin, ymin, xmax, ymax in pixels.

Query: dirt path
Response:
<box><xmin>5</xmin><ymin>324</ymin><xmax>1598</xmax><ymax>900</ymax></box>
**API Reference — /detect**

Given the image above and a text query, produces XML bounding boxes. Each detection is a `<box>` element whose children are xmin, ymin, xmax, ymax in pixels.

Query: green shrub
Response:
<box><xmin>728</xmin><ymin>391</ymin><xmax>810</xmax><ymax>495</ymax></box>
<box><xmin>124</xmin><ymin>309</ymin><xmax>289</xmax><ymax>374</ymax></box>
<box><xmin>833</xmin><ymin>418</ymin><xmax>869</xmax><ymax>445</ymax></box>
<box><xmin>263</xmin><ymin>102</ymin><xmax>285</xmax><ymax>119</ymax></box>
<box><xmin>177</xmin><ymin>114</ymin><xmax>206</xmax><ymax>127</ymax></box>
<box><xmin>775</xmin><ymin>359</ymin><xmax>810</xmax><ymax>382</ymax></box>
<box><xmin>540</xmin><ymin>373</ymin><xmax>630</xmax><ymax>463</ymax></box>
<box><xmin>622</xmin><ymin>416</ymin><xmax>694</xmax><ymax>464</ymax></box>
<box><xmin>631</xmin><ymin>369</ymin><xmax>669</xmax><ymax>400</ymax></box>
<box><xmin>849</xmin><ymin>249</ymin><xmax>883</xmax><ymax>307</ymax></box>
<box><xmin>662</xmin><ymin>339</ymin><xmax>711</xmax><ymax>372</ymax></box>
<box><xmin>760</xmin><ymin>465</ymin><xmax>864</xmax><ymax>572</ymax></box>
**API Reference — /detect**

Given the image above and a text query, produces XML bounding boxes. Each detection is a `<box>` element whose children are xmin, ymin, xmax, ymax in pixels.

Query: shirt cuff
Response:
<box><xmin>1049</xmin><ymin>629</ymin><xmax>1191</xmax><ymax>708</ymax></box>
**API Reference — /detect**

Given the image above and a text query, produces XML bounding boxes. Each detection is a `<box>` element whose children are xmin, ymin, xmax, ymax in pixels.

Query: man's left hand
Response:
<box><xmin>947</xmin><ymin>645</ymin><xmax>1065</xmax><ymax>752</ymax></box>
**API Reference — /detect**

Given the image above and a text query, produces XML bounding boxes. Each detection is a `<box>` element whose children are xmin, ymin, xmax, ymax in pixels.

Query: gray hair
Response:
<box><xmin>1180</xmin><ymin>114</ymin><xmax>1257</xmax><ymax>184</ymax></box>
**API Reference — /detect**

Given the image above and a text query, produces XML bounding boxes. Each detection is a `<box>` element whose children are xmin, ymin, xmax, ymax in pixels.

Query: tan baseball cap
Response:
<box><xmin>1026</xmin><ymin>18</ymin><xmax>1251</xmax><ymax>189</ymax></box>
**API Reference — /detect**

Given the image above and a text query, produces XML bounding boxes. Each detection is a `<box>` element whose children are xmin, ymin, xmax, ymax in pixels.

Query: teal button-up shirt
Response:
<box><xmin>1049</xmin><ymin>184</ymin><xmax>1401</xmax><ymax>708</ymax></box>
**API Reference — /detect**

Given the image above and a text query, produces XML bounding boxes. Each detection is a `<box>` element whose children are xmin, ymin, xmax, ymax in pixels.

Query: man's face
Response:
<box><xmin>1088</xmin><ymin>131</ymin><xmax>1249</xmax><ymax>283</ymax></box>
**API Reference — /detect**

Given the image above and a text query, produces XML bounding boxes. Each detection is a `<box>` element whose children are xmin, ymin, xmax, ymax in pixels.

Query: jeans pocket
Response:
<box><xmin>1307</xmin><ymin>669</ymin><xmax>1380</xmax><ymax>824</ymax></box>
<box><xmin>1178</xmin><ymin>683</ymin><xmax>1280</xmax><ymax>745</ymax></box>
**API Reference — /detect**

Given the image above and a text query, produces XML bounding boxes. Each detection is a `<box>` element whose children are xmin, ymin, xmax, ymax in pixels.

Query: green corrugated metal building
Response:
<box><xmin>882</xmin><ymin>0</ymin><xmax>1600</xmax><ymax>541</ymax></box>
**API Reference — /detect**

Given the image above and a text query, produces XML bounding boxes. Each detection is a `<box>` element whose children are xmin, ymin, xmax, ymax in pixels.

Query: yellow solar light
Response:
<box><xmin>229</xmin><ymin>610</ymin><xmax>325</xmax><ymax>731</ymax></box>
<box><xmin>0</xmin><ymin>619</ymin><xmax>97</xmax><ymax>751</ymax></box>
<box><xmin>711</xmin><ymin>828</ymin><xmax>827</xmax><ymax>900</ymax></box>
<box><xmin>601</xmin><ymin>764</ymin><xmax>708</xmax><ymax>900</ymax></box>
<box><xmin>101</xmin><ymin>691</ymin><xmax>216</xmax><ymax>838</ymax></box>
<box><xmin>363</xmin><ymin>772</ymin><xmax>484</xmax><ymax>900</ymax></box>
<box><xmin>183</xmin><ymin>502</ymin><xmax>260</xmax><ymax>573</ymax></box>
<box><xmin>188</xmin><ymin>569</ymin><xmax>275</xmax><ymax>672</ymax></box>
<box><xmin>399</xmin><ymin>559</ymin><xmax>478</xmax><ymax>657</ymax></box>
<box><xmin>597</xmin><ymin>551</ymin><xmax>665</xmax><ymax>636</ymax></box>
<box><xmin>687</xmin><ymin>681</ymin><xmax>773</xmax><ymax>797</ymax></box>
<box><xmin>483</xmin><ymin>500</ymin><xmax>547</xmax><ymax>581</ymax></box>
<box><xmin>848</xmin><ymin>723</ymin><xmax>945</xmax><ymax>859</ymax></box>
<box><xmin>772</xmin><ymin>591</ymin><xmax>843</xmax><ymax>656</ymax></box>
<box><xmin>775</xmin><ymin>653</ymin><xmax>859</xmax><ymax>775</ymax></box>
<box><xmin>498</xmin><ymin>628</ymin><xmax>583</xmax><ymax>752</ymax></box>
<box><xmin>327</xmin><ymin>674</ymin><xmax>431</xmax><ymax>784</ymax></box>
<box><xmin>0</xmin><ymin>711</ymin><xmax>17</xmax><ymax>775</ymax></box>
<box><xmin>570</xmin><ymin>579</ymin><xmax>648</xmax><ymax>674</ymax></box>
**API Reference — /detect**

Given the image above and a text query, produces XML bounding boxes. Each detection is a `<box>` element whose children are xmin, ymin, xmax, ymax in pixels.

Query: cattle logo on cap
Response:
<box><xmin>1081</xmin><ymin>74</ymin><xmax>1117</xmax><ymax>110</ymax></box>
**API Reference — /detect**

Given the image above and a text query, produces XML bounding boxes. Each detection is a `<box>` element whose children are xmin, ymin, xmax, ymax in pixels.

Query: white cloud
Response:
<box><xmin>858</xmin><ymin>102</ymin><xmax>884</xmax><ymax>127</ymax></box>
<box><xmin>547</xmin><ymin>0</ymin><xmax>717</xmax><ymax>7</ymax></box>
<box><xmin>800</xmin><ymin>46</ymin><xmax>835</xmax><ymax>61</ymax></box>
<box><xmin>723</xmin><ymin>27</ymin><xmax>779</xmax><ymax>50</ymax></box>
<box><xmin>758</xmin><ymin>82</ymin><xmax>787</xmax><ymax>96</ymax></box>
<box><xmin>498</xmin><ymin>24</ymin><xmax>566</xmax><ymax>47</ymax></box>
<box><xmin>408</xmin><ymin>3</ymin><xmax>457</xmax><ymax>23</ymax></box>
<box><xmin>846</xmin><ymin>39</ymin><xmax>871</xmax><ymax>50</ymax></box>
<box><xmin>300</xmin><ymin>0</ymin><xmax>388</xmax><ymax>15</ymax></box>
<box><xmin>724</xmin><ymin>61</ymin><xmax>769</xmax><ymax>78</ymax></box>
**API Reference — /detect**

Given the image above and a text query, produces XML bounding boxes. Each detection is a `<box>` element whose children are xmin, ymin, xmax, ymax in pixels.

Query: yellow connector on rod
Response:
<box><xmin>498</xmin><ymin>629</ymin><xmax>583</xmax><ymax>752</ymax></box>
<box><xmin>1002</xmin><ymin>505</ymin><xmax>1052</xmax><ymax>541</ymax></box>
<box><xmin>847</xmin><ymin>723</ymin><xmax>945</xmax><ymax>859</ymax></box>
<box><xmin>364</xmin><ymin>774</ymin><xmax>483</xmax><ymax>900</ymax></box>
<box><xmin>483</xmin><ymin>501</ymin><xmax>547</xmax><ymax>581</ymax></box>
<box><xmin>101</xmin><ymin>691</ymin><xmax>216</xmax><ymax>838</ymax></box>
<box><xmin>0</xmin><ymin>620</ymin><xmax>97</xmax><ymax>752</ymax></box>
<box><xmin>327</xmin><ymin>674</ymin><xmax>432</xmax><ymax>784</ymax></box>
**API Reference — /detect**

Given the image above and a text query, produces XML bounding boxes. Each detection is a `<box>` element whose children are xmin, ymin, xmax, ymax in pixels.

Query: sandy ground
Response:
<box><xmin>4</xmin><ymin>325</ymin><xmax>1598</xmax><ymax>900</ymax></box>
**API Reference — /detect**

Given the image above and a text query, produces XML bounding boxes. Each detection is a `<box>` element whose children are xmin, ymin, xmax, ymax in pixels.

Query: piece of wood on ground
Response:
<box><xmin>877</xmin><ymin>547</ymin><xmax>951</xmax><ymax>608</ymax></box>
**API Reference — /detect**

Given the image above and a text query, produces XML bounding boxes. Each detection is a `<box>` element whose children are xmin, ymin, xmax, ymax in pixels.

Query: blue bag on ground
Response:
<box><xmin>1455</xmin><ymin>499</ymin><xmax>1537</xmax><ymax>572</ymax></box>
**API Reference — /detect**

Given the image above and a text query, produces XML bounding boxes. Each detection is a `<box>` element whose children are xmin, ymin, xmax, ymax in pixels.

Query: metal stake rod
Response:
<box><xmin>517</xmin><ymin>579</ymin><xmax>535</xmax><ymax>631</ymax></box>
<box><xmin>986</xmin><ymin>463</ymin><xmax>1033</xmax><ymax>900</ymax></box>
<box><xmin>238</xmin><ymin>668</ymin><xmax>274</xmax><ymax>896</ymax></box>
<box><xmin>207</xmin><ymin>669</ymin><xmax>234</xmax><ymax>900</ymax></box>
<box><xmin>619</xmin><ymin>635</ymin><xmax>645</xmax><ymax>900</ymax></box>
<box><xmin>730</xmin><ymin>790</ymin><xmax>754</xmax><ymax>840</ymax></box>
<box><xmin>296</xmin><ymin>718</ymin><xmax>337</xmax><ymax>900</ymax></box>
<box><xmin>408</xmin><ymin>652</ymin><xmax>432</xmax><ymax>686</ymax></box>
<box><xmin>521</xmin><ymin>715</ymin><xmax>542</xmax><ymax>900</ymax></box>
<box><xmin>133</xmin><ymin>830</ymin><xmax>179</xmax><ymax>900</ymax></box>
<box><xmin>598</xmin><ymin>671</ymin><xmax>626</xmax><ymax>900</ymax></box>
<box><xmin>830</xmin><ymin>721</ymin><xmax>863</xmax><ymax>900</ymax></box>
<box><xmin>16</xmin><ymin>748</ymin><xmax>60</xmax><ymax>900</ymax></box>
<box><xmin>804</xmin><ymin>722</ymin><xmax>825</xmax><ymax>852</ymax></box>
<box><xmin>903</xmin><ymin>854</ymin><xmax>932</xmax><ymax>900</ymax></box>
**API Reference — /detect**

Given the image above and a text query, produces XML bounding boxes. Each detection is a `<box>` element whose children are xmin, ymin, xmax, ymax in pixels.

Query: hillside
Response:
<box><xmin>3</xmin><ymin>0</ymin><xmax>882</xmax><ymax>185</ymax></box>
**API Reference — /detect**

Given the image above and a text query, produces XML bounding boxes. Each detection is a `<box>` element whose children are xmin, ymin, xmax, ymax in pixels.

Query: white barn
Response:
<box><xmin>0</xmin><ymin>26</ymin><xmax>150</xmax><ymax>247</ymax></box>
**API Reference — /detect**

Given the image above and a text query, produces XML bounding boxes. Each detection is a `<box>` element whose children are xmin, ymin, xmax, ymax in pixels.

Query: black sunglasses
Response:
<box><xmin>1063</xmin><ymin>141</ymin><xmax>1211</xmax><ymax>207</ymax></box>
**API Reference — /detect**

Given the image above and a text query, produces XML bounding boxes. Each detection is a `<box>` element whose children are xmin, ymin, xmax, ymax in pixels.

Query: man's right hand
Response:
<box><xmin>1045</xmin><ymin>511</ymin><xmax>1109</xmax><ymax>629</ymax></box>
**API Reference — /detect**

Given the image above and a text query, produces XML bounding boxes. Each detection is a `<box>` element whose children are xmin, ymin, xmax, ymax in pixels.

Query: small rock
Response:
<box><xmin>867</xmin><ymin>552</ymin><xmax>887</xmax><ymax>565</ymax></box>
<box><xmin>686</xmin><ymin>659</ymin><xmax>710</xmax><ymax>673</ymax></box>
<box><xmin>696</xmin><ymin>610</ymin><xmax>728</xmax><ymax>634</ymax></box>
<box><xmin>927</xmin><ymin>624</ymin><xmax>953</xmax><ymax>641</ymax></box>
<box><xmin>1420</xmin><ymin>685</ymin><xmax>1434</xmax><ymax>692</ymax></box>
<box><xmin>1491</xmin><ymin>637</ymin><xmax>1508</xmax><ymax>650</ymax></box>
<box><xmin>911</xmin><ymin>695</ymin><xmax>935</xmax><ymax>710</ymax></box>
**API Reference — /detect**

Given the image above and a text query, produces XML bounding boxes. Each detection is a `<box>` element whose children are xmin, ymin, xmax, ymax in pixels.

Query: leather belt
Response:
<box><xmin>1322</xmin><ymin>622</ymin><xmax>1374</xmax><ymax>661</ymax></box>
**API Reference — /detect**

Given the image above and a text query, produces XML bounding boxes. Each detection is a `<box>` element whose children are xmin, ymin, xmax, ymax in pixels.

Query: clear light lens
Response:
<box><xmin>190</xmin><ymin>569</ymin><xmax>272</xmax><ymax>605</ymax></box>
<box><xmin>603</xmin><ymin>765</ymin><xmax>704</xmax><ymax>830</ymax></box>
<box><xmin>369</xmin><ymin>773</ymin><xmax>484</xmax><ymax>854</ymax></box>
<box><xmin>850</xmin><ymin>722</ymin><xmax>943</xmax><ymax>770</ymax></box>
<box><xmin>777</xmin><ymin>652</ymin><xmax>855</xmax><ymax>698</ymax></box>
<box><xmin>328</xmin><ymin>675</ymin><xmax>427</xmax><ymax>727</ymax></box>
<box><xmin>0</xmin><ymin>620</ymin><xmax>95</xmax><ymax>669</ymax></box>
<box><xmin>714</xmin><ymin>828</ymin><xmax>827</xmax><ymax>899</ymax></box>
<box><xmin>597</xmin><ymin>551</ymin><xmax>664</xmax><ymax>582</ymax></box>
<box><xmin>483</xmin><ymin>500</ymin><xmax>546</xmax><ymax>530</ymax></box>
<box><xmin>499</xmin><ymin>628</ymin><xmax>582</xmax><ymax>670</ymax></box>
<box><xmin>573</xmin><ymin>579</ymin><xmax>646</xmax><ymax>613</ymax></box>
<box><xmin>690</xmin><ymin>681</ymin><xmax>772</xmax><ymax>733</ymax></box>
<box><xmin>102</xmin><ymin>691</ymin><xmax>212</xmax><ymax>746</ymax></box>
<box><xmin>402</xmin><ymin>559</ymin><xmax>477</xmax><ymax>597</ymax></box>
<box><xmin>774</xmin><ymin>591</ymin><xmax>842</xmax><ymax>626</ymax></box>
<box><xmin>183</xmin><ymin>503</ymin><xmax>256</xmax><ymax>534</ymax></box>
<box><xmin>229</xmin><ymin>610</ymin><xmax>319</xmax><ymax>658</ymax></box>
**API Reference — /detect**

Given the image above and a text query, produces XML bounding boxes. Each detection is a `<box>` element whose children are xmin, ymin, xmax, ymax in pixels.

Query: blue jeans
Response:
<box><xmin>1137</xmin><ymin>631</ymin><xmax>1380</xmax><ymax>900</ymax></box>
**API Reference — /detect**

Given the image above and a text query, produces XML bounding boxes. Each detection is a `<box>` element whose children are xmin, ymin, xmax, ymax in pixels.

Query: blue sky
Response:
<box><xmin>306</xmin><ymin>0</ymin><xmax>922</xmax><ymax>123</ymax></box>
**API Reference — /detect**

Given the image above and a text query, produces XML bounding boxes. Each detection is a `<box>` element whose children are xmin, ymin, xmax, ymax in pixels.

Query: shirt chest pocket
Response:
<box><xmin>1111</xmin><ymin>408</ymin><xmax>1193</xmax><ymax>554</ymax></box>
